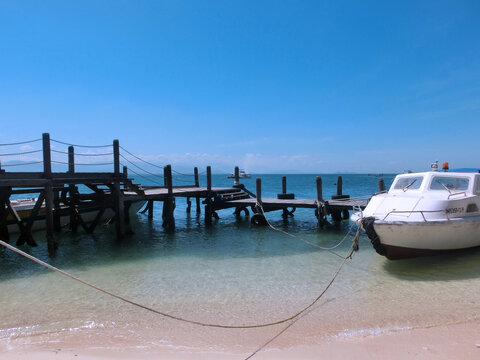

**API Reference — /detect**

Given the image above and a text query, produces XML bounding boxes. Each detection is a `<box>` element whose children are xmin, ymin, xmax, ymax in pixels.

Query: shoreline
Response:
<box><xmin>2</xmin><ymin>318</ymin><xmax>479</xmax><ymax>360</ymax></box>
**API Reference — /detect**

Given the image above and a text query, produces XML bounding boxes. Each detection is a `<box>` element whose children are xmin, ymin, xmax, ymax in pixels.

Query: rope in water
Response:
<box><xmin>255</xmin><ymin>203</ymin><xmax>360</xmax><ymax>256</ymax></box>
<box><xmin>0</xmin><ymin>239</ymin><xmax>357</xmax><ymax>330</ymax></box>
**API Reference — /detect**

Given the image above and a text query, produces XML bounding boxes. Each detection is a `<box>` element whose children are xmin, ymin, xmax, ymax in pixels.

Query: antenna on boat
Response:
<box><xmin>430</xmin><ymin>160</ymin><xmax>439</xmax><ymax>171</ymax></box>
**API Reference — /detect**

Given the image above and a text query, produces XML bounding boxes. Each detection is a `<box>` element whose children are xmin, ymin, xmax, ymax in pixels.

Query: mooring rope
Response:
<box><xmin>0</xmin><ymin>239</ymin><xmax>356</xmax><ymax>330</ymax></box>
<box><xmin>255</xmin><ymin>203</ymin><xmax>359</xmax><ymax>257</ymax></box>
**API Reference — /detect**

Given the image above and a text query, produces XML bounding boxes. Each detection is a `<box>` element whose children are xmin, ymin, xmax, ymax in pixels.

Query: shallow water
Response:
<box><xmin>1</xmin><ymin>174</ymin><xmax>479</xmax><ymax>353</ymax></box>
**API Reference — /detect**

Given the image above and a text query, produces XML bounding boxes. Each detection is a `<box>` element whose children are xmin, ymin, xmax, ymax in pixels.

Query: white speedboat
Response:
<box><xmin>351</xmin><ymin>165</ymin><xmax>480</xmax><ymax>260</ymax></box>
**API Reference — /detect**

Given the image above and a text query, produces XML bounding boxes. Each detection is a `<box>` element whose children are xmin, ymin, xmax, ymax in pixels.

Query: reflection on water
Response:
<box><xmin>1</xmin><ymin>174</ymin><xmax>479</xmax><ymax>352</ymax></box>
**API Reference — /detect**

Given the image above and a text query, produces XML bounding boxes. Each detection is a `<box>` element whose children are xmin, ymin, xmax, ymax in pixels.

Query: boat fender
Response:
<box><xmin>251</xmin><ymin>213</ymin><xmax>268</xmax><ymax>226</ymax></box>
<box><xmin>361</xmin><ymin>217</ymin><xmax>387</xmax><ymax>256</ymax></box>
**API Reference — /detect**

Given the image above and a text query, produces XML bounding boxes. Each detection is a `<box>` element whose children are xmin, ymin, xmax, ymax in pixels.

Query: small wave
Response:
<box><xmin>0</xmin><ymin>320</ymin><xmax>110</xmax><ymax>340</ymax></box>
<box><xmin>332</xmin><ymin>325</ymin><xmax>412</xmax><ymax>339</ymax></box>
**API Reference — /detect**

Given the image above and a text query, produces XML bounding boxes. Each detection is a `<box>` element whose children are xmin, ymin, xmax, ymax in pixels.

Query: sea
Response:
<box><xmin>1</xmin><ymin>174</ymin><xmax>479</xmax><ymax>354</ymax></box>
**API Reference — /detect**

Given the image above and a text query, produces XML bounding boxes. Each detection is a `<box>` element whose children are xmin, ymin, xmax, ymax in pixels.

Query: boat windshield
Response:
<box><xmin>429</xmin><ymin>176</ymin><xmax>469</xmax><ymax>191</ymax></box>
<box><xmin>392</xmin><ymin>176</ymin><xmax>424</xmax><ymax>191</ymax></box>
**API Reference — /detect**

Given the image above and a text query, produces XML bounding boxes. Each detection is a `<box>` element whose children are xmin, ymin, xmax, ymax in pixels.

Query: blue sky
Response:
<box><xmin>1</xmin><ymin>0</ymin><xmax>479</xmax><ymax>173</ymax></box>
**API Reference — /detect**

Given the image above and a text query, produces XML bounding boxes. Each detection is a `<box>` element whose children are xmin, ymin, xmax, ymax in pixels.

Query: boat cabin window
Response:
<box><xmin>392</xmin><ymin>176</ymin><xmax>423</xmax><ymax>191</ymax></box>
<box><xmin>429</xmin><ymin>176</ymin><xmax>469</xmax><ymax>191</ymax></box>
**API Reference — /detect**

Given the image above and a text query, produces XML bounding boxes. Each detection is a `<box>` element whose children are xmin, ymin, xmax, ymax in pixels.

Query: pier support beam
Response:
<box><xmin>42</xmin><ymin>133</ymin><xmax>57</xmax><ymax>253</ymax></box>
<box><xmin>204</xmin><ymin>166</ymin><xmax>213</xmax><ymax>224</ymax></box>
<box><xmin>316</xmin><ymin>176</ymin><xmax>327</xmax><ymax>228</ymax></box>
<box><xmin>251</xmin><ymin>178</ymin><xmax>267</xmax><ymax>226</ymax></box>
<box><xmin>113</xmin><ymin>139</ymin><xmax>126</xmax><ymax>237</ymax></box>
<box><xmin>378</xmin><ymin>178</ymin><xmax>386</xmax><ymax>192</ymax></box>
<box><xmin>194</xmin><ymin>167</ymin><xmax>201</xmax><ymax>215</ymax></box>
<box><xmin>331</xmin><ymin>176</ymin><xmax>350</xmax><ymax>223</ymax></box>
<box><xmin>162</xmin><ymin>165</ymin><xmax>175</xmax><ymax>231</ymax></box>
<box><xmin>0</xmin><ymin>187</ymin><xmax>11</xmax><ymax>243</ymax></box>
<box><xmin>68</xmin><ymin>146</ymin><xmax>78</xmax><ymax>232</ymax></box>
<box><xmin>278</xmin><ymin>176</ymin><xmax>295</xmax><ymax>218</ymax></box>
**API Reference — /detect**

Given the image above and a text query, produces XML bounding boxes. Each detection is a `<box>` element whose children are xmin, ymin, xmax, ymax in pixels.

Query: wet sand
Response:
<box><xmin>2</xmin><ymin>319</ymin><xmax>479</xmax><ymax>360</ymax></box>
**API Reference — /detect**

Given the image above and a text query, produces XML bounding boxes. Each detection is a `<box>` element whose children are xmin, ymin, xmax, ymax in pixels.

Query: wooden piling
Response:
<box><xmin>315</xmin><ymin>176</ymin><xmax>326</xmax><ymax>228</ymax></box>
<box><xmin>68</xmin><ymin>146</ymin><xmax>78</xmax><ymax>232</ymax></box>
<box><xmin>205</xmin><ymin>166</ymin><xmax>212</xmax><ymax>224</ymax></box>
<box><xmin>0</xmin><ymin>187</ymin><xmax>10</xmax><ymax>242</ymax></box>
<box><xmin>163</xmin><ymin>165</ymin><xmax>175</xmax><ymax>231</ymax></box>
<box><xmin>53</xmin><ymin>190</ymin><xmax>61</xmax><ymax>231</ymax></box>
<box><xmin>234</xmin><ymin>166</ymin><xmax>240</xmax><ymax>186</ymax></box>
<box><xmin>113</xmin><ymin>139</ymin><xmax>125</xmax><ymax>237</ymax></box>
<box><xmin>42</xmin><ymin>133</ymin><xmax>57</xmax><ymax>252</ymax></box>
<box><xmin>316</xmin><ymin>176</ymin><xmax>323</xmax><ymax>202</ymax></box>
<box><xmin>147</xmin><ymin>200</ymin><xmax>154</xmax><ymax>219</ymax></box>
<box><xmin>336</xmin><ymin>176</ymin><xmax>343</xmax><ymax>196</ymax></box>
<box><xmin>256</xmin><ymin>178</ymin><xmax>262</xmax><ymax>207</ymax></box>
<box><xmin>194</xmin><ymin>167</ymin><xmax>201</xmax><ymax>215</ymax></box>
<box><xmin>378</xmin><ymin>178</ymin><xmax>386</xmax><ymax>192</ymax></box>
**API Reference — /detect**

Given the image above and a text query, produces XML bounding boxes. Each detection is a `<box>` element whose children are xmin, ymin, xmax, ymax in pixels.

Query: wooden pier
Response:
<box><xmin>0</xmin><ymin>133</ymin><xmax>373</xmax><ymax>254</ymax></box>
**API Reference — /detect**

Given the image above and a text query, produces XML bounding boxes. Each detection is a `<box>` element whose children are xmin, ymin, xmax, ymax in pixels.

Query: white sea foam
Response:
<box><xmin>332</xmin><ymin>325</ymin><xmax>413</xmax><ymax>339</ymax></box>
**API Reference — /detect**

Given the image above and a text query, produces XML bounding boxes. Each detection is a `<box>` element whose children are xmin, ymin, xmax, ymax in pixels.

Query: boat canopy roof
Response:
<box><xmin>390</xmin><ymin>171</ymin><xmax>480</xmax><ymax>195</ymax></box>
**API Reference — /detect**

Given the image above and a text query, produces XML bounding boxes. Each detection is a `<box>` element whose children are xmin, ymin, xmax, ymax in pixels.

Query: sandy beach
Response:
<box><xmin>1</xmin><ymin>318</ymin><xmax>478</xmax><ymax>360</ymax></box>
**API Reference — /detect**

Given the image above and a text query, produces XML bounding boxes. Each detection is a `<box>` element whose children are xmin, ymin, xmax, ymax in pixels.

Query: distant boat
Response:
<box><xmin>367</xmin><ymin>173</ymin><xmax>384</xmax><ymax>177</ymax></box>
<box><xmin>227</xmin><ymin>169</ymin><xmax>251</xmax><ymax>179</ymax></box>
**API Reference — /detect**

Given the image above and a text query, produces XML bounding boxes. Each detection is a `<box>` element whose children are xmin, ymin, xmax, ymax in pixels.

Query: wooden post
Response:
<box><xmin>194</xmin><ymin>167</ymin><xmax>201</xmax><ymax>215</ymax></box>
<box><xmin>53</xmin><ymin>190</ymin><xmax>61</xmax><ymax>231</ymax></box>
<box><xmin>316</xmin><ymin>176</ymin><xmax>326</xmax><ymax>228</ymax></box>
<box><xmin>205</xmin><ymin>166</ymin><xmax>212</xmax><ymax>224</ymax></box>
<box><xmin>251</xmin><ymin>178</ymin><xmax>268</xmax><ymax>225</ymax></box>
<box><xmin>234</xmin><ymin>166</ymin><xmax>240</xmax><ymax>186</ymax></box>
<box><xmin>331</xmin><ymin>176</ymin><xmax>344</xmax><ymax>223</ymax></box>
<box><xmin>68</xmin><ymin>146</ymin><xmax>77</xmax><ymax>232</ymax></box>
<box><xmin>42</xmin><ymin>133</ymin><xmax>56</xmax><ymax>253</ymax></box>
<box><xmin>336</xmin><ymin>176</ymin><xmax>343</xmax><ymax>196</ymax></box>
<box><xmin>68</xmin><ymin>146</ymin><xmax>75</xmax><ymax>174</ymax></box>
<box><xmin>161</xmin><ymin>165</ymin><xmax>175</xmax><ymax>231</ymax></box>
<box><xmin>147</xmin><ymin>200</ymin><xmax>154</xmax><ymax>219</ymax></box>
<box><xmin>378</xmin><ymin>178</ymin><xmax>386</xmax><ymax>192</ymax></box>
<box><xmin>282</xmin><ymin>176</ymin><xmax>287</xmax><ymax>194</ymax></box>
<box><xmin>113</xmin><ymin>139</ymin><xmax>125</xmax><ymax>237</ymax></box>
<box><xmin>166</xmin><ymin>165</ymin><xmax>175</xmax><ymax>230</ymax></box>
<box><xmin>316</xmin><ymin>176</ymin><xmax>323</xmax><ymax>202</ymax></box>
<box><xmin>0</xmin><ymin>187</ymin><xmax>10</xmax><ymax>243</ymax></box>
<box><xmin>113</xmin><ymin>139</ymin><xmax>120</xmax><ymax>177</ymax></box>
<box><xmin>207</xmin><ymin>166</ymin><xmax>212</xmax><ymax>192</ymax></box>
<box><xmin>123</xmin><ymin>166</ymin><xmax>128</xmax><ymax>179</ymax></box>
<box><xmin>256</xmin><ymin>177</ymin><xmax>262</xmax><ymax>207</ymax></box>
<box><xmin>42</xmin><ymin>133</ymin><xmax>52</xmax><ymax>178</ymax></box>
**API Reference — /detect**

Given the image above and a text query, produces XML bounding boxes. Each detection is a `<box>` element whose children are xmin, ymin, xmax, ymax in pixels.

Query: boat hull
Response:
<box><xmin>6</xmin><ymin>201</ymin><xmax>146</xmax><ymax>234</ymax></box>
<box><xmin>370</xmin><ymin>216</ymin><xmax>480</xmax><ymax>260</ymax></box>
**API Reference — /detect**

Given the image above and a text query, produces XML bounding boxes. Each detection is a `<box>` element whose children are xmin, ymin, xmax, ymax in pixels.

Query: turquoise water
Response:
<box><xmin>1</xmin><ymin>174</ymin><xmax>480</xmax><ymax>353</ymax></box>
